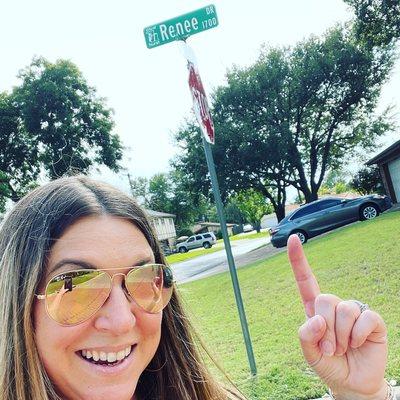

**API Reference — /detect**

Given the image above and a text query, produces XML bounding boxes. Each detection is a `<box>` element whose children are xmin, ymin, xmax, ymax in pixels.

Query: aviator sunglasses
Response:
<box><xmin>35</xmin><ymin>264</ymin><xmax>174</xmax><ymax>326</ymax></box>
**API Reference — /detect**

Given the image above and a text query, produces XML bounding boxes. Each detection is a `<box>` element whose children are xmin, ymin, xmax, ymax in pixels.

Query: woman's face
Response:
<box><xmin>34</xmin><ymin>215</ymin><xmax>162</xmax><ymax>400</ymax></box>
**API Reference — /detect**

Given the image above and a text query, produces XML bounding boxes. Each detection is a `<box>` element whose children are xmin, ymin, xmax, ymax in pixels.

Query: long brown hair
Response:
<box><xmin>0</xmin><ymin>176</ymin><xmax>244</xmax><ymax>400</ymax></box>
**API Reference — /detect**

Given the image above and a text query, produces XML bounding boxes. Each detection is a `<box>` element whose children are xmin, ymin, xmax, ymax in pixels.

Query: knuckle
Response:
<box><xmin>336</xmin><ymin>301</ymin><xmax>358</xmax><ymax>320</ymax></box>
<box><xmin>362</xmin><ymin>309</ymin><xmax>382</xmax><ymax>326</ymax></box>
<box><xmin>298</xmin><ymin>323</ymin><xmax>309</xmax><ymax>342</ymax></box>
<box><xmin>315</xmin><ymin>293</ymin><xmax>339</xmax><ymax>308</ymax></box>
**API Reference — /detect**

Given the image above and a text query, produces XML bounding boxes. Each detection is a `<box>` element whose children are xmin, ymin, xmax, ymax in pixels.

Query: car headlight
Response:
<box><xmin>372</xmin><ymin>195</ymin><xmax>385</xmax><ymax>199</ymax></box>
<box><xmin>269</xmin><ymin>228</ymin><xmax>280</xmax><ymax>235</ymax></box>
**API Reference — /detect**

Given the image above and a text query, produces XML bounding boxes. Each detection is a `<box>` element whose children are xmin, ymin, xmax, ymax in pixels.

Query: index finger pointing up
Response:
<box><xmin>287</xmin><ymin>234</ymin><xmax>321</xmax><ymax>318</ymax></box>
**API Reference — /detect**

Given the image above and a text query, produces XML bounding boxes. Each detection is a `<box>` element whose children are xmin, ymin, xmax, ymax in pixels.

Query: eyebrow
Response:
<box><xmin>48</xmin><ymin>257</ymin><xmax>154</xmax><ymax>276</ymax></box>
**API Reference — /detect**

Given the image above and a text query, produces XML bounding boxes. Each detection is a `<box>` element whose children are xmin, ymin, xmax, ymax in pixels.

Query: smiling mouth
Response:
<box><xmin>78</xmin><ymin>345</ymin><xmax>136</xmax><ymax>367</ymax></box>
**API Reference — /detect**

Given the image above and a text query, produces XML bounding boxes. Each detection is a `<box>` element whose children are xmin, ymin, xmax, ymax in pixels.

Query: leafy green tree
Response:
<box><xmin>0</xmin><ymin>57</ymin><xmax>123</xmax><ymax>207</ymax></box>
<box><xmin>147</xmin><ymin>173</ymin><xmax>172</xmax><ymax>212</ymax></box>
<box><xmin>344</xmin><ymin>0</ymin><xmax>400</xmax><ymax>47</ymax></box>
<box><xmin>0</xmin><ymin>92</ymin><xmax>40</xmax><ymax>205</ymax></box>
<box><xmin>173</xmin><ymin>119</ymin><xmax>290</xmax><ymax>221</ymax></box>
<box><xmin>174</xmin><ymin>25</ymin><xmax>394</xmax><ymax>220</ymax></box>
<box><xmin>127</xmin><ymin>170</ymin><xmax>211</xmax><ymax>233</ymax></box>
<box><xmin>168</xmin><ymin>169</ymin><xmax>210</xmax><ymax>230</ymax></box>
<box><xmin>127</xmin><ymin>174</ymin><xmax>149</xmax><ymax>205</ymax></box>
<box><xmin>319</xmin><ymin>168</ymin><xmax>350</xmax><ymax>195</ymax></box>
<box><xmin>232</xmin><ymin>189</ymin><xmax>273</xmax><ymax>233</ymax></box>
<box><xmin>350</xmin><ymin>166</ymin><xmax>385</xmax><ymax>195</ymax></box>
<box><xmin>224</xmin><ymin>198</ymin><xmax>246</xmax><ymax>225</ymax></box>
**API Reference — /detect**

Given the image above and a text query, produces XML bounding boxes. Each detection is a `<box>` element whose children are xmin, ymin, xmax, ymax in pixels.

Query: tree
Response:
<box><xmin>127</xmin><ymin>174</ymin><xmax>149</xmax><ymax>206</ymax></box>
<box><xmin>0</xmin><ymin>92</ymin><xmax>40</xmax><ymax>206</ymax></box>
<box><xmin>318</xmin><ymin>168</ymin><xmax>351</xmax><ymax>195</ymax></box>
<box><xmin>344</xmin><ymin>0</ymin><xmax>400</xmax><ymax>47</ymax></box>
<box><xmin>232</xmin><ymin>189</ymin><xmax>273</xmax><ymax>233</ymax></box>
<box><xmin>350</xmin><ymin>165</ymin><xmax>385</xmax><ymax>195</ymax></box>
<box><xmin>224</xmin><ymin>198</ymin><xmax>246</xmax><ymax>225</ymax></box>
<box><xmin>173</xmin><ymin>26</ymin><xmax>394</xmax><ymax>220</ymax></box>
<box><xmin>173</xmin><ymin>118</ymin><xmax>291</xmax><ymax>222</ymax></box>
<box><xmin>0</xmin><ymin>57</ymin><xmax>123</xmax><ymax>206</ymax></box>
<box><xmin>147</xmin><ymin>173</ymin><xmax>173</xmax><ymax>212</ymax></box>
<box><xmin>127</xmin><ymin>170</ymin><xmax>211</xmax><ymax>233</ymax></box>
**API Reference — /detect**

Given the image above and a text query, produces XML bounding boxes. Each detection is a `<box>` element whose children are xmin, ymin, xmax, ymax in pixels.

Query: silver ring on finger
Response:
<box><xmin>350</xmin><ymin>299</ymin><xmax>370</xmax><ymax>314</ymax></box>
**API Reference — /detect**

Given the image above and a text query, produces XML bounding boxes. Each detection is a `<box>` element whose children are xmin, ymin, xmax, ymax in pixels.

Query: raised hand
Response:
<box><xmin>287</xmin><ymin>234</ymin><xmax>388</xmax><ymax>400</ymax></box>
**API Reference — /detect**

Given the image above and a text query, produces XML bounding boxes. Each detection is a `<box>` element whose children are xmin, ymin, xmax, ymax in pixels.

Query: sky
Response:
<box><xmin>1</xmin><ymin>0</ymin><xmax>399</xmax><ymax>194</ymax></box>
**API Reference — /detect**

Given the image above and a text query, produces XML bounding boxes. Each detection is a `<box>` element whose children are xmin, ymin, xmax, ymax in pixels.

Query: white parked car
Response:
<box><xmin>243</xmin><ymin>224</ymin><xmax>254</xmax><ymax>232</ymax></box>
<box><xmin>175</xmin><ymin>232</ymin><xmax>217</xmax><ymax>253</ymax></box>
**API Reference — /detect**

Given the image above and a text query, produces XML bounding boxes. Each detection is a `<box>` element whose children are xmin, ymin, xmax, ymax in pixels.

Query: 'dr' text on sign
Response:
<box><xmin>144</xmin><ymin>5</ymin><xmax>218</xmax><ymax>49</ymax></box>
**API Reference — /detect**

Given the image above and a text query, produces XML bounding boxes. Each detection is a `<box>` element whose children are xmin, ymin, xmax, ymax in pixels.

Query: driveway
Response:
<box><xmin>170</xmin><ymin>237</ymin><xmax>285</xmax><ymax>284</ymax></box>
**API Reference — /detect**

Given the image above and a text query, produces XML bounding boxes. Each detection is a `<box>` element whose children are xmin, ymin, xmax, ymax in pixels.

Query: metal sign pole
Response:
<box><xmin>201</xmin><ymin>135</ymin><xmax>257</xmax><ymax>375</ymax></box>
<box><xmin>144</xmin><ymin>5</ymin><xmax>256</xmax><ymax>376</ymax></box>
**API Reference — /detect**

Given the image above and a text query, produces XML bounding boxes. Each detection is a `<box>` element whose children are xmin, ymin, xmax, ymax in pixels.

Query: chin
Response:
<box><xmin>59</xmin><ymin>381</ymin><xmax>137</xmax><ymax>400</ymax></box>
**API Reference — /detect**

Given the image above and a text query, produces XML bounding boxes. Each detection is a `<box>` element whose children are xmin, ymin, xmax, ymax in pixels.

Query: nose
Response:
<box><xmin>93</xmin><ymin>275</ymin><xmax>136</xmax><ymax>334</ymax></box>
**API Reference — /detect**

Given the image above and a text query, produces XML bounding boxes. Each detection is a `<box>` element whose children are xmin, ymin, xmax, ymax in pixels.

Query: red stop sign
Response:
<box><xmin>188</xmin><ymin>62</ymin><xmax>215</xmax><ymax>144</ymax></box>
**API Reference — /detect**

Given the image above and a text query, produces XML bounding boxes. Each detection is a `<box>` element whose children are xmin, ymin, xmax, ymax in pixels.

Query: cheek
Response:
<box><xmin>33</xmin><ymin>300</ymin><xmax>84</xmax><ymax>370</ymax></box>
<box><xmin>134</xmin><ymin>311</ymin><xmax>163</xmax><ymax>357</ymax></box>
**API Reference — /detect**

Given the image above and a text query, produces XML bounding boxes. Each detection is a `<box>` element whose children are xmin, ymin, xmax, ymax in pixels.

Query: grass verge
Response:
<box><xmin>179</xmin><ymin>212</ymin><xmax>400</xmax><ymax>400</ymax></box>
<box><xmin>166</xmin><ymin>245</ymin><xmax>223</xmax><ymax>263</ymax></box>
<box><xmin>218</xmin><ymin>231</ymin><xmax>270</xmax><ymax>243</ymax></box>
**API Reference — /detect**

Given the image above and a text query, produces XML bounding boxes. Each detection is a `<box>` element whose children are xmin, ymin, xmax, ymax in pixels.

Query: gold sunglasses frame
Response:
<box><xmin>35</xmin><ymin>264</ymin><xmax>174</xmax><ymax>326</ymax></box>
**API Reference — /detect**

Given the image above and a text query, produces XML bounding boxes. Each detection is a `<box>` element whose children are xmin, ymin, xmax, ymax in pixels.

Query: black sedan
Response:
<box><xmin>269</xmin><ymin>195</ymin><xmax>392</xmax><ymax>248</ymax></box>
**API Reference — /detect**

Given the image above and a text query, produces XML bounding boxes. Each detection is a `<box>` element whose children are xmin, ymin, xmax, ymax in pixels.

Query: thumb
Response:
<box><xmin>298</xmin><ymin>315</ymin><xmax>327</xmax><ymax>367</ymax></box>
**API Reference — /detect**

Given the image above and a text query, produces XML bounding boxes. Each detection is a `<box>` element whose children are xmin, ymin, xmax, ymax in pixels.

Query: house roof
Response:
<box><xmin>366</xmin><ymin>140</ymin><xmax>400</xmax><ymax>165</ymax></box>
<box><xmin>145</xmin><ymin>209</ymin><xmax>176</xmax><ymax>218</ymax></box>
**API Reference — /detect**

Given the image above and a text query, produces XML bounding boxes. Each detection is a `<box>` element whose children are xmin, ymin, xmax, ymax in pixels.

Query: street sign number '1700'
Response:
<box><xmin>144</xmin><ymin>5</ymin><xmax>218</xmax><ymax>49</ymax></box>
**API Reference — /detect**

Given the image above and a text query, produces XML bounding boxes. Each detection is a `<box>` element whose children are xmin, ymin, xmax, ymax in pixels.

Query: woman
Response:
<box><xmin>0</xmin><ymin>176</ymin><xmax>394</xmax><ymax>399</ymax></box>
<box><xmin>0</xmin><ymin>176</ymin><xmax>242</xmax><ymax>400</ymax></box>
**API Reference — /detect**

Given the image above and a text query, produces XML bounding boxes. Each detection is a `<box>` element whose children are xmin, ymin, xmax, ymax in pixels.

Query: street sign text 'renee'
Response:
<box><xmin>144</xmin><ymin>5</ymin><xmax>218</xmax><ymax>49</ymax></box>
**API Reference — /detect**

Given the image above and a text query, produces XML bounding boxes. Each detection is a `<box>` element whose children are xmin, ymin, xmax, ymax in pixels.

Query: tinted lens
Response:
<box><xmin>126</xmin><ymin>264</ymin><xmax>173</xmax><ymax>313</ymax></box>
<box><xmin>45</xmin><ymin>270</ymin><xmax>110</xmax><ymax>325</ymax></box>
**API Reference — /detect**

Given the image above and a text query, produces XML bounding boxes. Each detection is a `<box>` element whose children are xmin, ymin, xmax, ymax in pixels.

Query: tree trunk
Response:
<box><xmin>275</xmin><ymin>203</ymin><xmax>286</xmax><ymax>223</ymax></box>
<box><xmin>304</xmin><ymin>190</ymin><xmax>319</xmax><ymax>203</ymax></box>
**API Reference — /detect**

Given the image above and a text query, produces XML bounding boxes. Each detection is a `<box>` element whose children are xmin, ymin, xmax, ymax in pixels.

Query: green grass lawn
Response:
<box><xmin>179</xmin><ymin>212</ymin><xmax>400</xmax><ymax>400</ymax></box>
<box><xmin>166</xmin><ymin>245</ymin><xmax>223</xmax><ymax>263</ymax></box>
<box><xmin>218</xmin><ymin>231</ymin><xmax>270</xmax><ymax>243</ymax></box>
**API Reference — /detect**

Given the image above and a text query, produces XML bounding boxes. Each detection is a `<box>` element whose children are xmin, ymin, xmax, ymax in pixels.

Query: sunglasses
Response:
<box><xmin>35</xmin><ymin>264</ymin><xmax>174</xmax><ymax>326</ymax></box>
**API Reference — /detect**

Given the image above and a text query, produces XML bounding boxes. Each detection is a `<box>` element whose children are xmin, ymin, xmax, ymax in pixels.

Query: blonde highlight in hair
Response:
<box><xmin>0</xmin><ymin>176</ymin><xmax>245</xmax><ymax>400</ymax></box>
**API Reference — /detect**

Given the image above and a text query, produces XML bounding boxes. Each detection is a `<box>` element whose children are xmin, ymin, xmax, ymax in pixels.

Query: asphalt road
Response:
<box><xmin>170</xmin><ymin>236</ymin><xmax>286</xmax><ymax>284</ymax></box>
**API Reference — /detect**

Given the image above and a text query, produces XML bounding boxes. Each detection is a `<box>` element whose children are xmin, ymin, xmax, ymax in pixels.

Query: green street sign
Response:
<box><xmin>144</xmin><ymin>5</ymin><xmax>218</xmax><ymax>49</ymax></box>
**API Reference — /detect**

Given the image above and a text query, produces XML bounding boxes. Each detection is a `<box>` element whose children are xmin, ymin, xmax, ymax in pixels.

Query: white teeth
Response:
<box><xmin>80</xmin><ymin>346</ymin><xmax>132</xmax><ymax>363</ymax></box>
<box><xmin>92</xmin><ymin>351</ymin><xmax>99</xmax><ymax>361</ymax></box>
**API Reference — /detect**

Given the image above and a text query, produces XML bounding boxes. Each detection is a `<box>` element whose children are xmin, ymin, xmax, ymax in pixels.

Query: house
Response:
<box><xmin>192</xmin><ymin>221</ymin><xmax>236</xmax><ymax>236</ymax></box>
<box><xmin>146</xmin><ymin>210</ymin><xmax>177</xmax><ymax>249</ymax></box>
<box><xmin>367</xmin><ymin>140</ymin><xmax>400</xmax><ymax>203</ymax></box>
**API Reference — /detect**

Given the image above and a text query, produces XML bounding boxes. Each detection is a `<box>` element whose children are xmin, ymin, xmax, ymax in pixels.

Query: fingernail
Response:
<box><xmin>321</xmin><ymin>340</ymin><xmax>334</xmax><ymax>356</ymax></box>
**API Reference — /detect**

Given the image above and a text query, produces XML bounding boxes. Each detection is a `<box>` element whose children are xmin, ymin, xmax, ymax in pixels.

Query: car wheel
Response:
<box><xmin>360</xmin><ymin>204</ymin><xmax>379</xmax><ymax>220</ymax></box>
<box><xmin>179</xmin><ymin>247</ymin><xmax>188</xmax><ymax>253</ymax></box>
<box><xmin>203</xmin><ymin>242</ymin><xmax>211</xmax><ymax>249</ymax></box>
<box><xmin>292</xmin><ymin>230</ymin><xmax>308</xmax><ymax>244</ymax></box>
